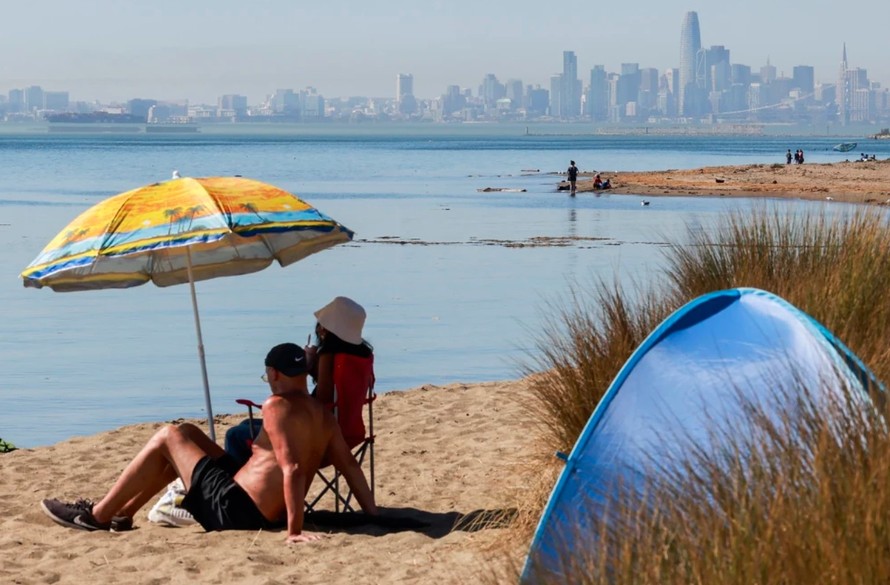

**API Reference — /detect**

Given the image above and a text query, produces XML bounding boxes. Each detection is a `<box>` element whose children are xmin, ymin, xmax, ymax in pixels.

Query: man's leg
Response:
<box><xmin>92</xmin><ymin>423</ymin><xmax>224</xmax><ymax>522</ymax></box>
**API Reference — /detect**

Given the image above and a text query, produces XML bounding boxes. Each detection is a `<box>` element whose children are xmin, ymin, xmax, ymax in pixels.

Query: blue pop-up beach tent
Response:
<box><xmin>521</xmin><ymin>288</ymin><xmax>880</xmax><ymax>583</ymax></box>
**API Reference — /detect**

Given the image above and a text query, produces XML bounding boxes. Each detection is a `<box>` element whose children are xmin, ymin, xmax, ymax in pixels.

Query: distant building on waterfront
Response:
<box><xmin>837</xmin><ymin>44</ymin><xmax>852</xmax><ymax>125</ymax></box>
<box><xmin>561</xmin><ymin>51</ymin><xmax>580</xmax><ymax>118</ymax></box>
<box><xmin>439</xmin><ymin>84</ymin><xmax>466</xmax><ymax>119</ymax></box>
<box><xmin>617</xmin><ymin>63</ymin><xmax>641</xmax><ymax>119</ymax></box>
<box><xmin>42</xmin><ymin>91</ymin><xmax>69</xmax><ymax>112</ymax></box>
<box><xmin>127</xmin><ymin>99</ymin><xmax>157</xmax><ymax>120</ymax></box>
<box><xmin>526</xmin><ymin>85</ymin><xmax>549</xmax><ymax>116</ymax></box>
<box><xmin>587</xmin><ymin>65</ymin><xmax>608</xmax><ymax>120</ymax></box>
<box><xmin>549</xmin><ymin>74</ymin><xmax>562</xmax><ymax>117</ymax></box>
<box><xmin>479</xmin><ymin>73</ymin><xmax>505</xmax><ymax>113</ymax></box>
<box><xmin>679</xmin><ymin>11</ymin><xmax>701</xmax><ymax>117</ymax></box>
<box><xmin>793</xmin><ymin>66</ymin><xmax>815</xmax><ymax>97</ymax></box>
<box><xmin>24</xmin><ymin>86</ymin><xmax>44</xmax><ymax>112</ymax></box>
<box><xmin>505</xmin><ymin>79</ymin><xmax>523</xmax><ymax>111</ymax></box>
<box><xmin>837</xmin><ymin>44</ymin><xmax>874</xmax><ymax>124</ymax></box>
<box><xmin>396</xmin><ymin>73</ymin><xmax>416</xmax><ymax>115</ymax></box>
<box><xmin>760</xmin><ymin>58</ymin><xmax>777</xmax><ymax>85</ymax></box>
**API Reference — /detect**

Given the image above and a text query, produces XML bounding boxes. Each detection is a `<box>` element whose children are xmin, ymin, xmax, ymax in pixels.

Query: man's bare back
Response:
<box><xmin>236</xmin><ymin>391</ymin><xmax>336</xmax><ymax>522</ymax></box>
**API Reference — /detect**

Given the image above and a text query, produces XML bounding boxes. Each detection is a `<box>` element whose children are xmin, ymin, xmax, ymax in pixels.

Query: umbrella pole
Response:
<box><xmin>186</xmin><ymin>249</ymin><xmax>216</xmax><ymax>442</ymax></box>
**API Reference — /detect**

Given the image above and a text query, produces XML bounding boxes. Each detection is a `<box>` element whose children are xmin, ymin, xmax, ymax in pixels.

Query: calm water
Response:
<box><xmin>1</xmin><ymin>126</ymin><xmax>883</xmax><ymax>447</ymax></box>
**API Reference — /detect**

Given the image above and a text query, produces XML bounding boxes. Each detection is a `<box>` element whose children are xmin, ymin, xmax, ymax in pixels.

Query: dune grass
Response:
<box><xmin>514</xmin><ymin>206</ymin><xmax>890</xmax><ymax>583</ymax></box>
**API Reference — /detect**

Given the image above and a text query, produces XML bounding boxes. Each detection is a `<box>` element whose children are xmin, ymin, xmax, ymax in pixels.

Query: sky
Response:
<box><xmin>2</xmin><ymin>0</ymin><xmax>889</xmax><ymax>105</ymax></box>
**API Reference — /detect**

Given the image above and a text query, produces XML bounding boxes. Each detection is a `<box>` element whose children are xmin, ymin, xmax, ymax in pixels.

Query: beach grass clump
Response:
<box><xmin>665</xmin><ymin>208</ymin><xmax>890</xmax><ymax>383</ymax></box>
<box><xmin>522</xmin><ymin>284</ymin><xmax>673</xmax><ymax>455</ymax></box>
<box><xmin>513</xmin><ymin>206</ymin><xmax>890</xmax><ymax>581</ymax></box>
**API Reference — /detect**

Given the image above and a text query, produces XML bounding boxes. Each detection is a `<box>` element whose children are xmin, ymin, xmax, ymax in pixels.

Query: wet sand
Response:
<box><xmin>562</xmin><ymin>159</ymin><xmax>890</xmax><ymax>205</ymax></box>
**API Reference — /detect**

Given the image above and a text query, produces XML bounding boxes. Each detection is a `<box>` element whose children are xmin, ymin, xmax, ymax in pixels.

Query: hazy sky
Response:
<box><xmin>2</xmin><ymin>0</ymin><xmax>888</xmax><ymax>104</ymax></box>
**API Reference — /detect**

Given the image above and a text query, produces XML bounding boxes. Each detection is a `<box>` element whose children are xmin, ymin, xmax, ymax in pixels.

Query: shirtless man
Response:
<box><xmin>40</xmin><ymin>343</ymin><xmax>378</xmax><ymax>543</ymax></box>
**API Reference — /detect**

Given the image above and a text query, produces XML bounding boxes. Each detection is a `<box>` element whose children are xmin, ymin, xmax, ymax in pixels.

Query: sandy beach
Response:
<box><xmin>564</xmin><ymin>159</ymin><xmax>890</xmax><ymax>205</ymax></box>
<box><xmin>0</xmin><ymin>380</ymin><xmax>538</xmax><ymax>585</ymax></box>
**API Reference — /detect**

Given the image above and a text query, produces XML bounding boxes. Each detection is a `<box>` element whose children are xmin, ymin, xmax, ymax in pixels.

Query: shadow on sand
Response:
<box><xmin>305</xmin><ymin>506</ymin><xmax>518</xmax><ymax>538</ymax></box>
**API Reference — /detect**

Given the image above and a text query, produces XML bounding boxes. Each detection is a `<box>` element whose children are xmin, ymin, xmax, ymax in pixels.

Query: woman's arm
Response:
<box><xmin>314</xmin><ymin>352</ymin><xmax>335</xmax><ymax>405</ymax></box>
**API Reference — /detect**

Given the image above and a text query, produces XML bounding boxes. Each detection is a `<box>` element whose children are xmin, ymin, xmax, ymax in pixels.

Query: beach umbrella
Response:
<box><xmin>20</xmin><ymin>175</ymin><xmax>354</xmax><ymax>440</ymax></box>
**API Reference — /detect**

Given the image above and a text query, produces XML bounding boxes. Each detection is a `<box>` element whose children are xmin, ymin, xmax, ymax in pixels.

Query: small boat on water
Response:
<box><xmin>832</xmin><ymin>142</ymin><xmax>857</xmax><ymax>152</ymax></box>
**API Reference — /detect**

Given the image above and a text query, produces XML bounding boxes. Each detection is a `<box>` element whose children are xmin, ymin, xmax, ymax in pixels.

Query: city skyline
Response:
<box><xmin>2</xmin><ymin>1</ymin><xmax>889</xmax><ymax>104</ymax></box>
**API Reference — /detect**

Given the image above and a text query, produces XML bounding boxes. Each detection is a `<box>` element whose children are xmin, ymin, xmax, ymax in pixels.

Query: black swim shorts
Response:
<box><xmin>181</xmin><ymin>455</ymin><xmax>275</xmax><ymax>531</ymax></box>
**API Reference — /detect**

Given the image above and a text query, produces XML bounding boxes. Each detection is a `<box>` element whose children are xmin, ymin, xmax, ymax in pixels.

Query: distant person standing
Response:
<box><xmin>798</xmin><ymin>149</ymin><xmax>805</xmax><ymax>164</ymax></box>
<box><xmin>786</xmin><ymin>149</ymin><xmax>793</xmax><ymax>164</ymax></box>
<box><xmin>567</xmin><ymin>160</ymin><xmax>579</xmax><ymax>197</ymax></box>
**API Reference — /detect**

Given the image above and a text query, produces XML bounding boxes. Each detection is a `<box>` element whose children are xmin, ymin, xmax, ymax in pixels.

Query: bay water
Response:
<box><xmin>1</xmin><ymin>125</ymin><xmax>882</xmax><ymax>447</ymax></box>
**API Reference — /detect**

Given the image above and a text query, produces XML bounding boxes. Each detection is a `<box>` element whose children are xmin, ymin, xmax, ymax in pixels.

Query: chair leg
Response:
<box><xmin>306</xmin><ymin>445</ymin><xmax>370</xmax><ymax>514</ymax></box>
<box><xmin>334</xmin><ymin>467</ymin><xmax>341</xmax><ymax>514</ymax></box>
<box><xmin>369</xmin><ymin>439</ymin><xmax>375</xmax><ymax>498</ymax></box>
<box><xmin>305</xmin><ymin>471</ymin><xmax>341</xmax><ymax>513</ymax></box>
<box><xmin>247</xmin><ymin>406</ymin><xmax>257</xmax><ymax>441</ymax></box>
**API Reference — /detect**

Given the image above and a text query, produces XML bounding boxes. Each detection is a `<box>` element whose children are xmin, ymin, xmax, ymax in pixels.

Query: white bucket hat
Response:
<box><xmin>314</xmin><ymin>296</ymin><xmax>366</xmax><ymax>345</ymax></box>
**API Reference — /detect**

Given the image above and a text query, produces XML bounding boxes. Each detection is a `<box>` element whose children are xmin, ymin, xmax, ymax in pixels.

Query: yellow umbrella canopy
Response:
<box><xmin>21</xmin><ymin>176</ymin><xmax>354</xmax><ymax>440</ymax></box>
<box><xmin>22</xmin><ymin>175</ymin><xmax>353</xmax><ymax>290</ymax></box>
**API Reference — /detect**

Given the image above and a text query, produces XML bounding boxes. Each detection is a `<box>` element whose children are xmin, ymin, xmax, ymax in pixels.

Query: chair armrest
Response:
<box><xmin>236</xmin><ymin>398</ymin><xmax>263</xmax><ymax>410</ymax></box>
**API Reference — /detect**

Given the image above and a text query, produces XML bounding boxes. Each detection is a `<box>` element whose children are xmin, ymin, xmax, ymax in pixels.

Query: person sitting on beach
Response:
<box><xmin>40</xmin><ymin>343</ymin><xmax>379</xmax><ymax>541</ymax></box>
<box><xmin>593</xmin><ymin>174</ymin><xmax>611</xmax><ymax>190</ymax></box>
<box><xmin>306</xmin><ymin>296</ymin><xmax>373</xmax><ymax>408</ymax></box>
<box><xmin>224</xmin><ymin>296</ymin><xmax>373</xmax><ymax>468</ymax></box>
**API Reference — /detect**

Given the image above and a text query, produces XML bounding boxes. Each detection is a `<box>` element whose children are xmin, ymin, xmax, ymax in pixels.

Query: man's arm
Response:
<box><xmin>262</xmin><ymin>397</ymin><xmax>316</xmax><ymax>542</ymax></box>
<box><xmin>326</xmin><ymin>422</ymin><xmax>379</xmax><ymax>515</ymax></box>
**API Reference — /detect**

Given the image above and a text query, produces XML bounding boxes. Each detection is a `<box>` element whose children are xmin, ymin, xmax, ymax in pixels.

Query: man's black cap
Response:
<box><xmin>265</xmin><ymin>343</ymin><xmax>308</xmax><ymax>376</ymax></box>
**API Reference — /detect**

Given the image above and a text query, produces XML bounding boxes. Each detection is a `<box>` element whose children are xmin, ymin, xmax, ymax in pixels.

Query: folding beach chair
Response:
<box><xmin>305</xmin><ymin>352</ymin><xmax>376</xmax><ymax>513</ymax></box>
<box><xmin>234</xmin><ymin>352</ymin><xmax>376</xmax><ymax>513</ymax></box>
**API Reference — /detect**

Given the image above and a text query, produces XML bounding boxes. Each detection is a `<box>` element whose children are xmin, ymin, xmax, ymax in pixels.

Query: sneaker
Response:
<box><xmin>111</xmin><ymin>516</ymin><xmax>134</xmax><ymax>531</ymax></box>
<box><xmin>147</xmin><ymin>481</ymin><xmax>196</xmax><ymax>527</ymax></box>
<box><xmin>40</xmin><ymin>498</ymin><xmax>133</xmax><ymax>532</ymax></box>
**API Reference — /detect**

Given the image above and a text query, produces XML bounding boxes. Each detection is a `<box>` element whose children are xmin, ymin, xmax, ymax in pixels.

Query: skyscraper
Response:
<box><xmin>679</xmin><ymin>11</ymin><xmax>702</xmax><ymax>116</ymax></box>
<box><xmin>505</xmin><ymin>79</ymin><xmax>524</xmax><ymax>110</ymax></box>
<box><xmin>396</xmin><ymin>73</ymin><xmax>416</xmax><ymax>115</ymax></box>
<box><xmin>760</xmin><ymin>58</ymin><xmax>777</xmax><ymax>85</ymax></box>
<box><xmin>699</xmin><ymin>46</ymin><xmax>730</xmax><ymax>92</ymax></box>
<box><xmin>561</xmin><ymin>51</ymin><xmax>580</xmax><ymax>118</ymax></box>
<box><xmin>588</xmin><ymin>66</ymin><xmax>608</xmax><ymax>120</ymax></box>
<box><xmin>396</xmin><ymin>73</ymin><xmax>413</xmax><ymax>100</ymax></box>
<box><xmin>549</xmin><ymin>74</ymin><xmax>562</xmax><ymax>117</ymax></box>
<box><xmin>838</xmin><ymin>43</ymin><xmax>849</xmax><ymax>125</ymax></box>
<box><xmin>480</xmin><ymin>73</ymin><xmax>505</xmax><ymax>108</ymax></box>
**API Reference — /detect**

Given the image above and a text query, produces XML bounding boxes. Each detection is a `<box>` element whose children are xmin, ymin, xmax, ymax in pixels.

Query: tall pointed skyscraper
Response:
<box><xmin>679</xmin><ymin>11</ymin><xmax>702</xmax><ymax>117</ymax></box>
<box><xmin>838</xmin><ymin>43</ymin><xmax>849</xmax><ymax>125</ymax></box>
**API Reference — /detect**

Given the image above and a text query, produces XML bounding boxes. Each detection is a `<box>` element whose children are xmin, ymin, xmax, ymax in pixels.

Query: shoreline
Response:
<box><xmin>560</xmin><ymin>159</ymin><xmax>890</xmax><ymax>205</ymax></box>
